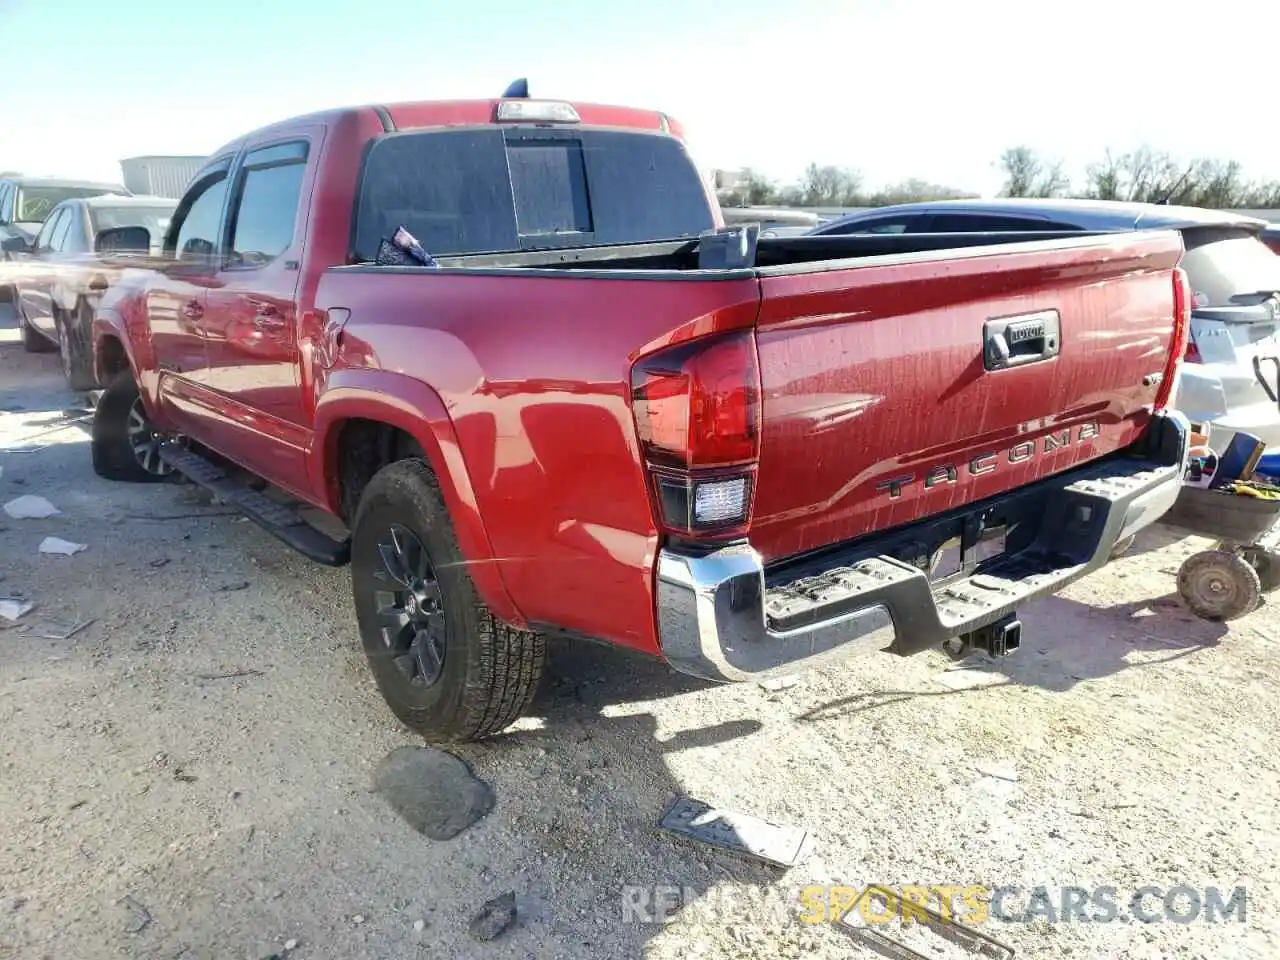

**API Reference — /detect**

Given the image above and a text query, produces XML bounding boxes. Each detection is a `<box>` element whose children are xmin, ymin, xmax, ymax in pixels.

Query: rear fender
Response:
<box><xmin>311</xmin><ymin>368</ymin><xmax>525</xmax><ymax>628</ymax></box>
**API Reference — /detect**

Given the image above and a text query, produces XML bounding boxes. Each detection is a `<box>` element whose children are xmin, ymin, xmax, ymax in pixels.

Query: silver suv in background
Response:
<box><xmin>810</xmin><ymin>199</ymin><xmax>1280</xmax><ymax>453</ymax></box>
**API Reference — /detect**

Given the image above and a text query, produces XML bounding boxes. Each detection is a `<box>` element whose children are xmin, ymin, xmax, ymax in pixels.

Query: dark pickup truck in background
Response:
<box><xmin>87</xmin><ymin>90</ymin><xmax>1192</xmax><ymax>742</ymax></box>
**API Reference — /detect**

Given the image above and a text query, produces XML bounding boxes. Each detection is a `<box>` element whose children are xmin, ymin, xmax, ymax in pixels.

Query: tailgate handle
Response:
<box><xmin>983</xmin><ymin>311</ymin><xmax>1061</xmax><ymax>371</ymax></box>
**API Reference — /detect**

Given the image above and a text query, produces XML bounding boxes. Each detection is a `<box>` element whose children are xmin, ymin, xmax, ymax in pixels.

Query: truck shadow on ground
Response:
<box><xmin>444</xmin><ymin>639</ymin><xmax>799</xmax><ymax>955</ymax></box>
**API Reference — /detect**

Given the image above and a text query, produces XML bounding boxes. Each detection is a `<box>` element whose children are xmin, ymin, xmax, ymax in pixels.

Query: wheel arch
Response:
<box><xmin>91</xmin><ymin>309</ymin><xmax>135</xmax><ymax>386</ymax></box>
<box><xmin>312</xmin><ymin>369</ymin><xmax>525</xmax><ymax>628</ymax></box>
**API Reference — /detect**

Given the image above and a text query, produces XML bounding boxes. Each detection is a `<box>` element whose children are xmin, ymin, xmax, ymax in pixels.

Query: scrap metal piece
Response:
<box><xmin>25</xmin><ymin>617</ymin><xmax>95</xmax><ymax>640</ymax></box>
<box><xmin>837</xmin><ymin>886</ymin><xmax>1015</xmax><ymax>960</ymax></box>
<box><xmin>658</xmin><ymin>796</ymin><xmax>812</xmax><ymax>867</ymax></box>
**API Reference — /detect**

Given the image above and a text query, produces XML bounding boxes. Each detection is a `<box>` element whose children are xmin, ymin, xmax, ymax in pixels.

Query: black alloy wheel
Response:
<box><xmin>126</xmin><ymin>395</ymin><xmax>176</xmax><ymax>478</ymax></box>
<box><xmin>375</xmin><ymin>523</ymin><xmax>447</xmax><ymax>687</ymax></box>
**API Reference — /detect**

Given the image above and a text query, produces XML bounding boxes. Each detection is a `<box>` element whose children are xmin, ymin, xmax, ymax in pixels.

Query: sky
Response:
<box><xmin>4</xmin><ymin>0</ymin><xmax>1280</xmax><ymax>197</ymax></box>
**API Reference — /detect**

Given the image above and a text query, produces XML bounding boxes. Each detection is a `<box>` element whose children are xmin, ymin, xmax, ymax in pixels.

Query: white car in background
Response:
<box><xmin>809</xmin><ymin>199</ymin><xmax>1280</xmax><ymax>452</ymax></box>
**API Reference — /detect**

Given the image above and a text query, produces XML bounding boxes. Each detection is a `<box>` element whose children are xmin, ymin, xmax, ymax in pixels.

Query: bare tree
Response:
<box><xmin>867</xmin><ymin>178</ymin><xmax>978</xmax><ymax>205</ymax></box>
<box><xmin>997</xmin><ymin>147</ymin><xmax>1069</xmax><ymax>198</ymax></box>
<box><xmin>741</xmin><ymin>169</ymin><xmax>778</xmax><ymax>206</ymax></box>
<box><xmin>1079</xmin><ymin>146</ymin><xmax>1280</xmax><ymax>207</ymax></box>
<box><xmin>799</xmin><ymin>164</ymin><xmax>863</xmax><ymax>206</ymax></box>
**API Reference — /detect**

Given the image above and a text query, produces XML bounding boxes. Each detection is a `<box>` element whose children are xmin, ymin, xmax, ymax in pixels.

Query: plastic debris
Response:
<box><xmin>39</xmin><ymin>537</ymin><xmax>87</xmax><ymax>556</ymax></box>
<box><xmin>4</xmin><ymin>495</ymin><xmax>60</xmax><ymax>519</ymax></box>
<box><xmin>0</xmin><ymin>600</ymin><xmax>34</xmax><ymax>621</ymax></box>
<box><xmin>659</xmin><ymin>796</ymin><xmax>813</xmax><ymax>867</ymax></box>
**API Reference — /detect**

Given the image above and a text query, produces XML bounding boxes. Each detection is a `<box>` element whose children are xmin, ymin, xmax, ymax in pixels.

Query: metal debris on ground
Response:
<box><xmin>216</xmin><ymin>581</ymin><xmax>251</xmax><ymax>592</ymax></box>
<box><xmin>38</xmin><ymin>536</ymin><xmax>87</xmax><ymax>556</ymax></box>
<box><xmin>837</xmin><ymin>885</ymin><xmax>1015</xmax><ymax>960</ymax></box>
<box><xmin>149</xmin><ymin>558</ymin><xmax>171</xmax><ymax>568</ymax></box>
<box><xmin>372</xmin><ymin>746</ymin><xmax>495</xmax><ymax>840</ymax></box>
<box><xmin>195</xmin><ymin>668</ymin><xmax>264</xmax><ymax>680</ymax></box>
<box><xmin>24</xmin><ymin>617</ymin><xmax>94</xmax><ymax>641</ymax></box>
<box><xmin>468</xmin><ymin>891</ymin><xmax>517</xmax><ymax>941</ymax></box>
<box><xmin>974</xmin><ymin>760</ymin><xmax>1019</xmax><ymax>783</ymax></box>
<box><xmin>123</xmin><ymin>510</ymin><xmax>239</xmax><ymax>521</ymax></box>
<box><xmin>3</xmin><ymin>494</ymin><xmax>60</xmax><ymax>519</ymax></box>
<box><xmin>658</xmin><ymin>796</ymin><xmax>813</xmax><ymax>868</ymax></box>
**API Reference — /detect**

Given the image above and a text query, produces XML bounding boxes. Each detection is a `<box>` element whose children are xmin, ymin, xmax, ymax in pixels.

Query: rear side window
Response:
<box><xmin>819</xmin><ymin>216</ymin><xmax>917</xmax><ymax>236</ymax></box>
<box><xmin>926</xmin><ymin>213</ymin><xmax>1076</xmax><ymax>232</ymax></box>
<box><xmin>353</xmin><ymin>127</ymin><xmax>714</xmax><ymax>261</ymax></box>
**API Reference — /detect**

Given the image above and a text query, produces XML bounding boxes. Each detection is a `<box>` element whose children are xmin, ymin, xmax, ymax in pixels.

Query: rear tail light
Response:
<box><xmin>631</xmin><ymin>329</ymin><xmax>761</xmax><ymax>538</ymax></box>
<box><xmin>1154</xmin><ymin>267</ymin><xmax>1192</xmax><ymax>411</ymax></box>
<box><xmin>1185</xmin><ymin>338</ymin><xmax>1202</xmax><ymax>364</ymax></box>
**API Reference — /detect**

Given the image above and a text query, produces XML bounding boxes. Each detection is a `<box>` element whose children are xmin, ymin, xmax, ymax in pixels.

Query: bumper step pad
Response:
<box><xmin>762</xmin><ymin>458</ymin><xmax>1177</xmax><ymax>655</ymax></box>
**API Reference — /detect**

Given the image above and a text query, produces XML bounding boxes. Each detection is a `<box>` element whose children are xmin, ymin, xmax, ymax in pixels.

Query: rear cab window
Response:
<box><xmin>351</xmin><ymin>126</ymin><xmax>715</xmax><ymax>261</ymax></box>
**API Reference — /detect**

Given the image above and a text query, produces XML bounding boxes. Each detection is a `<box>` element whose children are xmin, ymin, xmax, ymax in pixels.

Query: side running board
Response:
<box><xmin>158</xmin><ymin>442</ymin><xmax>350</xmax><ymax>566</ymax></box>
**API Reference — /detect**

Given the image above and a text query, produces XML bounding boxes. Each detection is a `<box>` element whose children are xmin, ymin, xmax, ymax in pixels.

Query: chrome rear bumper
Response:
<box><xmin>656</xmin><ymin>412</ymin><xmax>1189</xmax><ymax>682</ymax></box>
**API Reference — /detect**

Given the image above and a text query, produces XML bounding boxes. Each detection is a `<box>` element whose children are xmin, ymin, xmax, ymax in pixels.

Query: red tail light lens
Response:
<box><xmin>1185</xmin><ymin>338</ymin><xmax>1202</xmax><ymax>364</ymax></box>
<box><xmin>631</xmin><ymin>329</ymin><xmax>762</xmax><ymax>538</ymax></box>
<box><xmin>631</xmin><ymin>330</ymin><xmax>761</xmax><ymax>469</ymax></box>
<box><xmin>1154</xmin><ymin>267</ymin><xmax>1192</xmax><ymax>411</ymax></box>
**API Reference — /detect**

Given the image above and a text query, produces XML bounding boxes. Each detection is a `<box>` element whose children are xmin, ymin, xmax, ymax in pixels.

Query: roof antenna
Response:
<box><xmin>501</xmin><ymin>78</ymin><xmax>529</xmax><ymax>99</ymax></box>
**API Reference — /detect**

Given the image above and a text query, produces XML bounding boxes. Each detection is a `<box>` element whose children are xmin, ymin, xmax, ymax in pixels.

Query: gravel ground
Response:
<box><xmin>1</xmin><ymin>302</ymin><xmax>1278</xmax><ymax>960</ymax></box>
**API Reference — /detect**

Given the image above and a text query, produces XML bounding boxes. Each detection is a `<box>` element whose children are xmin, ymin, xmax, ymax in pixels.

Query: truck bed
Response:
<box><xmin>315</xmin><ymin>226</ymin><xmax>1184</xmax><ymax>649</ymax></box>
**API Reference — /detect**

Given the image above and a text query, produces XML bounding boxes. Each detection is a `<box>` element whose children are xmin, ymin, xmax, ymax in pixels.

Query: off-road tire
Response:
<box><xmin>351</xmin><ymin>458</ymin><xmax>545</xmax><ymax>742</ymax></box>
<box><xmin>91</xmin><ymin>370</ymin><xmax>171</xmax><ymax>483</ymax></box>
<box><xmin>56</xmin><ymin>300</ymin><xmax>98</xmax><ymax>391</ymax></box>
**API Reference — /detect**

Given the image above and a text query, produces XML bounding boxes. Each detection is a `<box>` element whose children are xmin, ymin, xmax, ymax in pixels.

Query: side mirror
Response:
<box><xmin>95</xmin><ymin>225</ymin><xmax>151</xmax><ymax>255</ymax></box>
<box><xmin>1</xmin><ymin>235</ymin><xmax>30</xmax><ymax>254</ymax></box>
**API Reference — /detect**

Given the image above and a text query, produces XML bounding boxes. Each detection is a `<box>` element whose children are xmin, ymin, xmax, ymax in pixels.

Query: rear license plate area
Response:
<box><xmin>929</xmin><ymin>522</ymin><xmax>1008</xmax><ymax>583</ymax></box>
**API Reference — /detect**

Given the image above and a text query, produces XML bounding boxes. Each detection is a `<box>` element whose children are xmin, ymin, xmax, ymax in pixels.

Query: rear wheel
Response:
<box><xmin>56</xmin><ymin>300</ymin><xmax>98</xmax><ymax>391</ymax></box>
<box><xmin>91</xmin><ymin>371</ymin><xmax>175</xmax><ymax>482</ymax></box>
<box><xmin>351</xmin><ymin>458</ymin><xmax>545</xmax><ymax>742</ymax></box>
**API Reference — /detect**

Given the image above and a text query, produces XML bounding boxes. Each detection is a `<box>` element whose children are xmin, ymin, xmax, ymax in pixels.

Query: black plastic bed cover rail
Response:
<box><xmin>336</xmin><ymin>229</ymin><xmax>1108</xmax><ymax>277</ymax></box>
<box><xmin>758</xmin><ymin>413</ymin><xmax>1188</xmax><ymax>653</ymax></box>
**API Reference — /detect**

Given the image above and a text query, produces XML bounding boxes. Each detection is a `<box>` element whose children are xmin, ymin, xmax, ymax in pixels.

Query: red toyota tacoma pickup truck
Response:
<box><xmin>88</xmin><ymin>89</ymin><xmax>1192</xmax><ymax>742</ymax></box>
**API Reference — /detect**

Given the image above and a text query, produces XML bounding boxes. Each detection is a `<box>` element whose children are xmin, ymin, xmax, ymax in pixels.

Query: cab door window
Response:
<box><xmin>225</xmin><ymin>141</ymin><xmax>309</xmax><ymax>269</ymax></box>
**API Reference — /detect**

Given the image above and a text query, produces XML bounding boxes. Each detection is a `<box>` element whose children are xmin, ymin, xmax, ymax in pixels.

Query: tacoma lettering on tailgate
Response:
<box><xmin>876</xmin><ymin>422</ymin><xmax>1101</xmax><ymax>500</ymax></box>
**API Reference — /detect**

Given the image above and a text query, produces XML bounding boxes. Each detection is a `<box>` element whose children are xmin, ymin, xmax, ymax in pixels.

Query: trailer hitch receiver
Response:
<box><xmin>961</xmin><ymin>615</ymin><xmax>1022</xmax><ymax>657</ymax></box>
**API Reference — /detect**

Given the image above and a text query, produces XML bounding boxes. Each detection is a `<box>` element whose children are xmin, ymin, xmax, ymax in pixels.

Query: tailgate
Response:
<box><xmin>749</xmin><ymin>231</ymin><xmax>1185</xmax><ymax>562</ymax></box>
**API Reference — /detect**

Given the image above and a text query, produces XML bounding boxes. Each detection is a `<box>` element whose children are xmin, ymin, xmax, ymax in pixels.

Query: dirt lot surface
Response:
<box><xmin>1</xmin><ymin>302</ymin><xmax>1278</xmax><ymax>960</ymax></box>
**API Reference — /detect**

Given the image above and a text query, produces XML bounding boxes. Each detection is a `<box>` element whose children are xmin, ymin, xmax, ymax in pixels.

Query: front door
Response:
<box><xmin>199</xmin><ymin>135</ymin><xmax>316</xmax><ymax>494</ymax></box>
<box><xmin>148</xmin><ymin>167</ymin><xmax>230</xmax><ymax>434</ymax></box>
